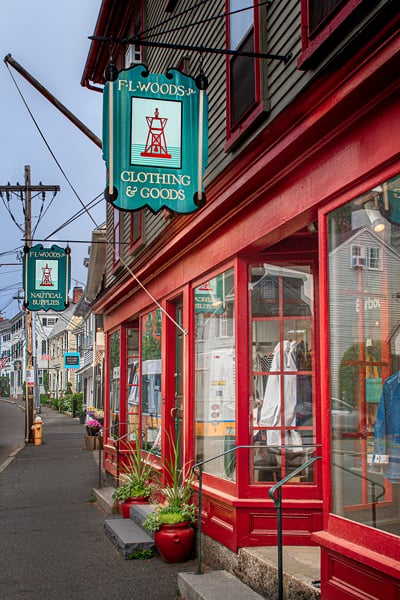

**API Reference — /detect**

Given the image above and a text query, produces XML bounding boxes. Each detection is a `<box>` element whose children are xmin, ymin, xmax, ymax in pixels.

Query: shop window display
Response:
<box><xmin>194</xmin><ymin>268</ymin><xmax>236</xmax><ymax>479</ymax></box>
<box><xmin>249</xmin><ymin>264</ymin><xmax>315</xmax><ymax>483</ymax></box>
<box><xmin>109</xmin><ymin>329</ymin><xmax>121</xmax><ymax>438</ymax></box>
<box><xmin>328</xmin><ymin>174</ymin><xmax>400</xmax><ymax>534</ymax></box>
<box><xmin>141</xmin><ymin>309</ymin><xmax>162</xmax><ymax>452</ymax></box>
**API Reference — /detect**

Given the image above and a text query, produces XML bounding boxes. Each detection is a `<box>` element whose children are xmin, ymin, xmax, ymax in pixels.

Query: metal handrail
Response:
<box><xmin>332</xmin><ymin>461</ymin><xmax>385</xmax><ymax>527</ymax></box>
<box><xmin>269</xmin><ymin>455</ymin><xmax>322</xmax><ymax>600</ymax></box>
<box><xmin>192</xmin><ymin>444</ymin><xmax>321</xmax><ymax>578</ymax></box>
<box><xmin>96</xmin><ymin>422</ymin><xmax>136</xmax><ymax>488</ymax></box>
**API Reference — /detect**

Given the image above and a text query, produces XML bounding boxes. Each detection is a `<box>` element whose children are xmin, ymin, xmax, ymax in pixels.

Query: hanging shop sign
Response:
<box><xmin>102</xmin><ymin>64</ymin><xmax>208</xmax><ymax>214</ymax></box>
<box><xmin>64</xmin><ymin>352</ymin><xmax>80</xmax><ymax>369</ymax></box>
<box><xmin>23</xmin><ymin>245</ymin><xmax>71</xmax><ymax>312</ymax></box>
<box><xmin>194</xmin><ymin>276</ymin><xmax>225</xmax><ymax>314</ymax></box>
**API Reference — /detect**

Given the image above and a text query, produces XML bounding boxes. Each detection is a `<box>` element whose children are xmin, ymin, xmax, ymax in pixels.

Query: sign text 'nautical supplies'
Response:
<box><xmin>103</xmin><ymin>65</ymin><xmax>208</xmax><ymax>214</ymax></box>
<box><xmin>23</xmin><ymin>245</ymin><xmax>71</xmax><ymax>312</ymax></box>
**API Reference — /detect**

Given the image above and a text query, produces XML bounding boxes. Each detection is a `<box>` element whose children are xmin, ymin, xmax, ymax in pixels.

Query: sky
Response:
<box><xmin>0</xmin><ymin>0</ymin><xmax>105</xmax><ymax>319</ymax></box>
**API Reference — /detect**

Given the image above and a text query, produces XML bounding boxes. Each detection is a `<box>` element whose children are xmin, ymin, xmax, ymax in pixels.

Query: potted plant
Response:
<box><xmin>112</xmin><ymin>434</ymin><xmax>158</xmax><ymax>518</ymax></box>
<box><xmin>143</xmin><ymin>435</ymin><xmax>196</xmax><ymax>562</ymax></box>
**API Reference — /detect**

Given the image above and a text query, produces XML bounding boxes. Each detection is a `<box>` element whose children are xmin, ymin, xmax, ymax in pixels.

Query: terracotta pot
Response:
<box><xmin>120</xmin><ymin>496</ymin><xmax>149</xmax><ymax>518</ymax></box>
<box><xmin>154</xmin><ymin>521</ymin><xmax>194</xmax><ymax>563</ymax></box>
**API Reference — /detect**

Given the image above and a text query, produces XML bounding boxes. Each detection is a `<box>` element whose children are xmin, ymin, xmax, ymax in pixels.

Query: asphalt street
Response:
<box><xmin>0</xmin><ymin>405</ymin><xmax>196</xmax><ymax>600</ymax></box>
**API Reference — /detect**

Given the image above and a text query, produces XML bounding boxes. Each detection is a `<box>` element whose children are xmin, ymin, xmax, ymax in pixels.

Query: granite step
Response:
<box><xmin>104</xmin><ymin>517</ymin><xmax>155</xmax><ymax>559</ymax></box>
<box><xmin>178</xmin><ymin>571</ymin><xmax>265</xmax><ymax>600</ymax></box>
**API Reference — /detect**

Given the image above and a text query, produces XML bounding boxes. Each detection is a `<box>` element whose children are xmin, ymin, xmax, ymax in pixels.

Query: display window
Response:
<box><xmin>194</xmin><ymin>268</ymin><xmax>236</xmax><ymax>479</ymax></box>
<box><xmin>108</xmin><ymin>329</ymin><xmax>121</xmax><ymax>438</ymax></box>
<box><xmin>249</xmin><ymin>263</ymin><xmax>316</xmax><ymax>484</ymax></box>
<box><xmin>328</xmin><ymin>174</ymin><xmax>400</xmax><ymax>533</ymax></box>
<box><xmin>126</xmin><ymin>325</ymin><xmax>140</xmax><ymax>439</ymax></box>
<box><xmin>141</xmin><ymin>308</ymin><xmax>162</xmax><ymax>452</ymax></box>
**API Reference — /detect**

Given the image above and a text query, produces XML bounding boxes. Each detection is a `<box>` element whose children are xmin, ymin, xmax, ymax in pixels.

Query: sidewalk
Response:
<box><xmin>0</xmin><ymin>406</ymin><xmax>196</xmax><ymax>600</ymax></box>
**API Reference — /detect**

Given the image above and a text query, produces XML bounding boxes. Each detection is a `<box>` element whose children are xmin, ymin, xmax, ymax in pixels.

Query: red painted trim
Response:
<box><xmin>225</xmin><ymin>0</ymin><xmax>264</xmax><ymax>148</ymax></box>
<box><xmin>318</xmin><ymin>209</ymin><xmax>332</xmax><ymax>528</ymax></box>
<box><xmin>298</xmin><ymin>0</ymin><xmax>368</xmax><ymax>69</ymax></box>
<box><xmin>314</xmin><ymin>519</ymin><xmax>400</xmax><ymax>579</ymax></box>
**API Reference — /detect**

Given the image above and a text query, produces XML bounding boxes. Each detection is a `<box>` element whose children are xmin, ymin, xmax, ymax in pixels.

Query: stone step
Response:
<box><xmin>129</xmin><ymin>502</ymin><xmax>155</xmax><ymax>534</ymax></box>
<box><xmin>104</xmin><ymin>517</ymin><xmax>155</xmax><ymax>559</ymax></box>
<box><xmin>178</xmin><ymin>571</ymin><xmax>265</xmax><ymax>600</ymax></box>
<box><xmin>92</xmin><ymin>486</ymin><xmax>118</xmax><ymax>516</ymax></box>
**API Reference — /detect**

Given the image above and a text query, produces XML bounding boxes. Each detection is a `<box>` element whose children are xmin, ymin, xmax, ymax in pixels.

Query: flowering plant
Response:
<box><xmin>87</xmin><ymin>407</ymin><xmax>104</xmax><ymax>424</ymax></box>
<box><xmin>86</xmin><ymin>418</ymin><xmax>103</xmax><ymax>436</ymax></box>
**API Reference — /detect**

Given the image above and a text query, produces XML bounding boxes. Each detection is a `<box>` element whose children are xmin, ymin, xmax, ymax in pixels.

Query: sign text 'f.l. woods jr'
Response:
<box><xmin>102</xmin><ymin>64</ymin><xmax>208</xmax><ymax>214</ymax></box>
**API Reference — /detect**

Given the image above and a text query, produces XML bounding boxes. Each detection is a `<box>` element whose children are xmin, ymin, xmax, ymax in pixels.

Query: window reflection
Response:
<box><xmin>250</xmin><ymin>264</ymin><xmax>315</xmax><ymax>483</ymax></box>
<box><xmin>328</xmin><ymin>174</ymin><xmax>400</xmax><ymax>533</ymax></box>
<box><xmin>141</xmin><ymin>309</ymin><xmax>162</xmax><ymax>453</ymax></box>
<box><xmin>109</xmin><ymin>330</ymin><xmax>120</xmax><ymax>438</ymax></box>
<box><xmin>194</xmin><ymin>269</ymin><xmax>236</xmax><ymax>479</ymax></box>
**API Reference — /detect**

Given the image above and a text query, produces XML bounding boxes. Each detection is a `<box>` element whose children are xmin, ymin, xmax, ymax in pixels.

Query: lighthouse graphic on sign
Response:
<box><xmin>131</xmin><ymin>98</ymin><xmax>182</xmax><ymax>168</ymax></box>
<box><xmin>141</xmin><ymin>108</ymin><xmax>172</xmax><ymax>159</ymax></box>
<box><xmin>40</xmin><ymin>263</ymin><xmax>54</xmax><ymax>287</ymax></box>
<box><xmin>35</xmin><ymin>259</ymin><xmax>59</xmax><ymax>291</ymax></box>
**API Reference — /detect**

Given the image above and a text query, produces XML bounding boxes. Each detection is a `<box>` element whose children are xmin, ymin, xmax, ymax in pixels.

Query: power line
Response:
<box><xmin>5</xmin><ymin>61</ymin><xmax>99</xmax><ymax>229</ymax></box>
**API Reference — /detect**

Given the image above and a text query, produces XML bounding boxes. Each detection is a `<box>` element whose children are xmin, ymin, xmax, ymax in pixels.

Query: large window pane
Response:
<box><xmin>127</xmin><ymin>326</ymin><xmax>140</xmax><ymax>440</ymax></box>
<box><xmin>250</xmin><ymin>264</ymin><xmax>315</xmax><ymax>484</ymax></box>
<box><xmin>194</xmin><ymin>269</ymin><xmax>236</xmax><ymax>479</ymax></box>
<box><xmin>109</xmin><ymin>330</ymin><xmax>120</xmax><ymax>438</ymax></box>
<box><xmin>141</xmin><ymin>309</ymin><xmax>162</xmax><ymax>452</ymax></box>
<box><xmin>328</xmin><ymin>174</ymin><xmax>400</xmax><ymax>533</ymax></box>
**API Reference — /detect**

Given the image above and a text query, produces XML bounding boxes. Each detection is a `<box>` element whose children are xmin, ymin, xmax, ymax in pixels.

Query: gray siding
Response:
<box><xmin>104</xmin><ymin>0</ymin><xmax>393</xmax><ymax>288</ymax></box>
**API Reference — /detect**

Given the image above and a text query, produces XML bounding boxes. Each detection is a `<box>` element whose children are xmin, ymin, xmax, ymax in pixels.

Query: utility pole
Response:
<box><xmin>0</xmin><ymin>166</ymin><xmax>60</xmax><ymax>442</ymax></box>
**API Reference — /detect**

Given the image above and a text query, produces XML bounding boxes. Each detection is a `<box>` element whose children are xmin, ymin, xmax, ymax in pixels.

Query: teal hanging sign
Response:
<box><xmin>102</xmin><ymin>65</ymin><xmax>208</xmax><ymax>213</ymax></box>
<box><xmin>23</xmin><ymin>245</ymin><xmax>71</xmax><ymax>312</ymax></box>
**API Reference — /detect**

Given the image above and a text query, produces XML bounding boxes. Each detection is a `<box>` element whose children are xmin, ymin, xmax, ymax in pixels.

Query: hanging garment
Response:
<box><xmin>373</xmin><ymin>371</ymin><xmax>400</xmax><ymax>483</ymax></box>
<box><xmin>260</xmin><ymin>340</ymin><xmax>303</xmax><ymax>452</ymax></box>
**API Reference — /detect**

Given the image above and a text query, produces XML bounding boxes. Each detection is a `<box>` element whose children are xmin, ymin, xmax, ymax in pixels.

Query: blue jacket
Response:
<box><xmin>373</xmin><ymin>371</ymin><xmax>400</xmax><ymax>483</ymax></box>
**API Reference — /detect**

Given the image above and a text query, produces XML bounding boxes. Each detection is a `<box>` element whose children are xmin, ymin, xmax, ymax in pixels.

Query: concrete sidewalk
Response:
<box><xmin>0</xmin><ymin>406</ymin><xmax>196</xmax><ymax>600</ymax></box>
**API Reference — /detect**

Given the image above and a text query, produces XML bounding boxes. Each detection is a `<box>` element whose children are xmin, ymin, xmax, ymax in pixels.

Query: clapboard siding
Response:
<box><xmin>104</xmin><ymin>0</ymin><xmax>395</xmax><ymax>288</ymax></box>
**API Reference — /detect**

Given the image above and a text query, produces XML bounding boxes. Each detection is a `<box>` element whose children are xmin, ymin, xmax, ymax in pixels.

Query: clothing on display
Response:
<box><xmin>373</xmin><ymin>370</ymin><xmax>400</xmax><ymax>483</ymax></box>
<box><xmin>260</xmin><ymin>340</ymin><xmax>303</xmax><ymax>452</ymax></box>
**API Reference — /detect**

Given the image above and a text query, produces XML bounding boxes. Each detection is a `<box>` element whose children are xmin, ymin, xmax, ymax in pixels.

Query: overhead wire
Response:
<box><xmin>5</xmin><ymin>61</ymin><xmax>99</xmax><ymax>230</ymax></box>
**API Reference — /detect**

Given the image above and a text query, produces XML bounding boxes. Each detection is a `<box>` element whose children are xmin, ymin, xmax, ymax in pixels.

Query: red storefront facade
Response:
<box><xmin>82</xmin><ymin>2</ymin><xmax>400</xmax><ymax>597</ymax></box>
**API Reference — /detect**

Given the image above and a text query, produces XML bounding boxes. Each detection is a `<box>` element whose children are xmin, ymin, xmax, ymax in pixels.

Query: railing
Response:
<box><xmin>192</xmin><ymin>444</ymin><xmax>321</xmax><ymax>579</ymax></box>
<box><xmin>97</xmin><ymin>422</ymin><xmax>134</xmax><ymax>488</ymax></box>
<box><xmin>269</xmin><ymin>455</ymin><xmax>322</xmax><ymax>600</ymax></box>
<box><xmin>332</xmin><ymin>460</ymin><xmax>385</xmax><ymax>528</ymax></box>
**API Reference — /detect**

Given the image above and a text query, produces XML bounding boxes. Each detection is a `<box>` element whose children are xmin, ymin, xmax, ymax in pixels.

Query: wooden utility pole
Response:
<box><xmin>0</xmin><ymin>166</ymin><xmax>60</xmax><ymax>442</ymax></box>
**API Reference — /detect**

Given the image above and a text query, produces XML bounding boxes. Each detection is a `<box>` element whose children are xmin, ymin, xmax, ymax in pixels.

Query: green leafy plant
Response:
<box><xmin>143</xmin><ymin>432</ymin><xmax>196</xmax><ymax>533</ymax></box>
<box><xmin>112</xmin><ymin>433</ymin><xmax>159</xmax><ymax>503</ymax></box>
<box><xmin>129</xmin><ymin>548</ymin><xmax>155</xmax><ymax>560</ymax></box>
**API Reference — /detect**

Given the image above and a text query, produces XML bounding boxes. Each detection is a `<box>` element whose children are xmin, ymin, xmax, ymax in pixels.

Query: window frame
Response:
<box><xmin>298</xmin><ymin>0</ymin><xmax>367</xmax><ymax>68</ymax></box>
<box><xmin>129</xmin><ymin>210</ymin><xmax>144</xmax><ymax>253</ymax></box>
<box><xmin>112</xmin><ymin>208</ymin><xmax>121</xmax><ymax>269</ymax></box>
<box><xmin>225</xmin><ymin>0</ymin><xmax>268</xmax><ymax>149</ymax></box>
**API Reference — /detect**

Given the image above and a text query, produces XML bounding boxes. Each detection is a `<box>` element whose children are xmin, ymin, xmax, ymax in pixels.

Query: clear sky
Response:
<box><xmin>0</xmin><ymin>0</ymin><xmax>105</xmax><ymax>319</ymax></box>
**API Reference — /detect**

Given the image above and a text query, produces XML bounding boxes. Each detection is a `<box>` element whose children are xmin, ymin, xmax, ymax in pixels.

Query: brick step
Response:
<box><xmin>104</xmin><ymin>517</ymin><xmax>155</xmax><ymax>559</ymax></box>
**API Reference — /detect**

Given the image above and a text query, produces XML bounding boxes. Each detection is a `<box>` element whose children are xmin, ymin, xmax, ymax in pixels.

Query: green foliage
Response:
<box><xmin>112</xmin><ymin>481</ymin><xmax>151</xmax><ymax>502</ymax></box>
<box><xmin>112</xmin><ymin>434</ymin><xmax>159</xmax><ymax>503</ymax></box>
<box><xmin>143</xmin><ymin>432</ymin><xmax>196</xmax><ymax>533</ymax></box>
<box><xmin>129</xmin><ymin>549</ymin><xmax>154</xmax><ymax>560</ymax></box>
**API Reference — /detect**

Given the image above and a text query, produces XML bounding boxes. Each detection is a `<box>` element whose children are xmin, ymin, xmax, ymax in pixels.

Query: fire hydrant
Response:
<box><xmin>32</xmin><ymin>416</ymin><xmax>43</xmax><ymax>446</ymax></box>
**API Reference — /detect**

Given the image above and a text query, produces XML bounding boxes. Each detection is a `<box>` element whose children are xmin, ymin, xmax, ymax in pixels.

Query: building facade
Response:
<box><xmin>82</xmin><ymin>1</ymin><xmax>400</xmax><ymax>597</ymax></box>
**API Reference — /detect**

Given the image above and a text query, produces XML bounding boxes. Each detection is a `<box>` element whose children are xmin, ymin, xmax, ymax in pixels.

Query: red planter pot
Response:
<box><xmin>119</xmin><ymin>496</ymin><xmax>148</xmax><ymax>519</ymax></box>
<box><xmin>154</xmin><ymin>521</ymin><xmax>195</xmax><ymax>563</ymax></box>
